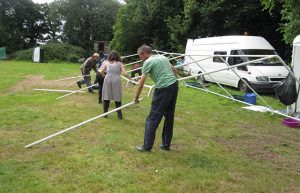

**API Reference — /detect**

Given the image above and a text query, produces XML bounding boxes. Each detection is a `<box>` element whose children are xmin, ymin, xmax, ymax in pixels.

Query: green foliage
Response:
<box><xmin>15</xmin><ymin>48</ymin><xmax>34</xmax><ymax>61</ymax></box>
<box><xmin>110</xmin><ymin>2</ymin><xmax>145</xmax><ymax>54</ymax></box>
<box><xmin>112</xmin><ymin>0</ymin><xmax>290</xmax><ymax>59</ymax></box>
<box><xmin>167</xmin><ymin>0</ymin><xmax>290</xmax><ymax>59</ymax></box>
<box><xmin>110</xmin><ymin>0</ymin><xmax>184</xmax><ymax>54</ymax></box>
<box><xmin>14</xmin><ymin>43</ymin><xmax>86</xmax><ymax>62</ymax></box>
<box><xmin>0</xmin><ymin>0</ymin><xmax>48</xmax><ymax>54</ymax></box>
<box><xmin>61</xmin><ymin>0</ymin><xmax>121</xmax><ymax>52</ymax></box>
<box><xmin>39</xmin><ymin>2</ymin><xmax>64</xmax><ymax>42</ymax></box>
<box><xmin>261</xmin><ymin>0</ymin><xmax>300</xmax><ymax>44</ymax></box>
<box><xmin>166</xmin><ymin>15</ymin><xmax>189</xmax><ymax>53</ymax></box>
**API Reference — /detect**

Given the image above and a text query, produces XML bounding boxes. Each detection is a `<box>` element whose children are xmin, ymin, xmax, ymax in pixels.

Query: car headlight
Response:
<box><xmin>256</xmin><ymin>76</ymin><xmax>269</xmax><ymax>81</ymax></box>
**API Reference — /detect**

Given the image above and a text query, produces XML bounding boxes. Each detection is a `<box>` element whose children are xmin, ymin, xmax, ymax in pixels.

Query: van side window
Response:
<box><xmin>213</xmin><ymin>51</ymin><xmax>227</xmax><ymax>63</ymax></box>
<box><xmin>228</xmin><ymin>50</ymin><xmax>243</xmax><ymax>65</ymax></box>
<box><xmin>229</xmin><ymin>50</ymin><xmax>247</xmax><ymax>71</ymax></box>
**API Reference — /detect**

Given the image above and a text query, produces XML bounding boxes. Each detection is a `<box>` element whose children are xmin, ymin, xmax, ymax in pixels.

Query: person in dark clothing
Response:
<box><xmin>93</xmin><ymin>52</ymin><xmax>108</xmax><ymax>103</ymax></box>
<box><xmin>131</xmin><ymin>63</ymin><xmax>142</xmax><ymax>78</ymax></box>
<box><xmin>134</xmin><ymin>45</ymin><xmax>179</xmax><ymax>152</ymax></box>
<box><xmin>95</xmin><ymin>73</ymin><xmax>104</xmax><ymax>103</ymax></box>
<box><xmin>77</xmin><ymin>53</ymin><xmax>99</xmax><ymax>93</ymax></box>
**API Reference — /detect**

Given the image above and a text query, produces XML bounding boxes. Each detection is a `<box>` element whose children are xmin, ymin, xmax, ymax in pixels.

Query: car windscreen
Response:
<box><xmin>239</xmin><ymin>49</ymin><xmax>283</xmax><ymax>66</ymax></box>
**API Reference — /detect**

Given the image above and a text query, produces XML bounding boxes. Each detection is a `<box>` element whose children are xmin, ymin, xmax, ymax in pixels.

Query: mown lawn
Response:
<box><xmin>0</xmin><ymin>60</ymin><xmax>299</xmax><ymax>193</ymax></box>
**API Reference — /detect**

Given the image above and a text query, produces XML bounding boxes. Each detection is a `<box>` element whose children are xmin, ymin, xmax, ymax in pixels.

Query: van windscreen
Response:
<box><xmin>240</xmin><ymin>49</ymin><xmax>282</xmax><ymax>66</ymax></box>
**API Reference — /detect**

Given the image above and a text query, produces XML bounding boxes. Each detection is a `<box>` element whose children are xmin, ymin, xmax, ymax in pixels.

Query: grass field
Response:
<box><xmin>0</xmin><ymin>60</ymin><xmax>299</xmax><ymax>193</ymax></box>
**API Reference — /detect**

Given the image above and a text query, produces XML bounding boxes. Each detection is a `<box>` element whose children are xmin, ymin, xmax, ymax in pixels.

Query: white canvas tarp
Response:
<box><xmin>33</xmin><ymin>47</ymin><xmax>40</xmax><ymax>62</ymax></box>
<box><xmin>290</xmin><ymin>35</ymin><xmax>300</xmax><ymax>113</ymax></box>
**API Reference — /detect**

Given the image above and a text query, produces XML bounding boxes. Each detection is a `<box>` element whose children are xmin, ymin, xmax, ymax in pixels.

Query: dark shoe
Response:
<box><xmin>77</xmin><ymin>82</ymin><xmax>81</xmax><ymax>88</ymax></box>
<box><xmin>159</xmin><ymin>145</ymin><xmax>170</xmax><ymax>151</ymax></box>
<box><xmin>88</xmin><ymin>89</ymin><xmax>95</xmax><ymax>93</ymax></box>
<box><xmin>136</xmin><ymin>146</ymin><xmax>151</xmax><ymax>152</ymax></box>
<box><xmin>98</xmin><ymin>101</ymin><xmax>102</xmax><ymax>104</ymax></box>
<box><xmin>117</xmin><ymin>112</ymin><xmax>123</xmax><ymax>120</ymax></box>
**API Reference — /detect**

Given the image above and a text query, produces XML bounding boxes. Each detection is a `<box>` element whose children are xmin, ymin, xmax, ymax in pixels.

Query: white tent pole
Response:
<box><xmin>56</xmin><ymin>83</ymin><xmax>98</xmax><ymax>99</ymax></box>
<box><xmin>219</xmin><ymin>56</ymin><xmax>275</xmax><ymax>113</ymax></box>
<box><xmin>34</xmin><ymin>89</ymin><xmax>85</xmax><ymax>93</ymax></box>
<box><xmin>25</xmin><ymin>98</ymin><xmax>144</xmax><ymax>148</ymax></box>
<box><xmin>124</xmin><ymin>60</ymin><xmax>143</xmax><ymax>67</ymax></box>
<box><xmin>131</xmin><ymin>75</ymin><xmax>141</xmax><ymax>80</ymax></box>
<box><xmin>275</xmin><ymin>56</ymin><xmax>300</xmax><ymax>85</ymax></box>
<box><xmin>66</xmin><ymin>77</ymin><xmax>82</xmax><ymax>87</ymax></box>
<box><xmin>186</xmin><ymin>83</ymin><xmax>300</xmax><ymax>121</ymax></box>
<box><xmin>187</xmin><ymin>55</ymin><xmax>232</xmax><ymax>94</ymax></box>
<box><xmin>121</xmin><ymin>53</ymin><xmax>139</xmax><ymax>59</ymax></box>
<box><xmin>120</xmin><ymin>75</ymin><xmax>153</xmax><ymax>88</ymax></box>
<box><xmin>54</xmin><ymin>73</ymin><xmax>94</xmax><ymax>82</ymax></box>
<box><xmin>153</xmin><ymin>50</ymin><xmax>184</xmax><ymax>56</ymax></box>
<box><xmin>126</xmin><ymin>66</ymin><xmax>142</xmax><ymax>73</ymax></box>
<box><xmin>54</xmin><ymin>76</ymin><xmax>81</xmax><ymax>81</ymax></box>
<box><xmin>147</xmin><ymin>86</ymin><xmax>155</xmax><ymax>97</ymax></box>
<box><xmin>124</xmin><ymin>54</ymin><xmax>183</xmax><ymax>67</ymax></box>
<box><xmin>178</xmin><ymin>56</ymin><xmax>274</xmax><ymax>81</ymax></box>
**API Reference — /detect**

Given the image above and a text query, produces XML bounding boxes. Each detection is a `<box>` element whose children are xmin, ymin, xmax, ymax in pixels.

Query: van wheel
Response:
<box><xmin>196</xmin><ymin>72</ymin><xmax>206</xmax><ymax>84</ymax></box>
<box><xmin>238</xmin><ymin>79</ymin><xmax>250</xmax><ymax>92</ymax></box>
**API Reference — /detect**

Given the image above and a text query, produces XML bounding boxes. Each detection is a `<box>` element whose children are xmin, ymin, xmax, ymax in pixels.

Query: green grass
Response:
<box><xmin>0</xmin><ymin>60</ymin><xmax>299</xmax><ymax>193</ymax></box>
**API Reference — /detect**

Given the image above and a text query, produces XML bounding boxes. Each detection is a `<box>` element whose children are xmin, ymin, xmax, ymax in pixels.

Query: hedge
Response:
<box><xmin>14</xmin><ymin>43</ymin><xmax>86</xmax><ymax>63</ymax></box>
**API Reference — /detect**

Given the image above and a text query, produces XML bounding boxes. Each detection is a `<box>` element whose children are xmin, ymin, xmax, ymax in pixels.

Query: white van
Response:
<box><xmin>184</xmin><ymin>36</ymin><xmax>289</xmax><ymax>92</ymax></box>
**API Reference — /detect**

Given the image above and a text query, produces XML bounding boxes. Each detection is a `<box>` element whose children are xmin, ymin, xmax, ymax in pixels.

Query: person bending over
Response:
<box><xmin>134</xmin><ymin>45</ymin><xmax>179</xmax><ymax>152</ymax></box>
<box><xmin>100</xmin><ymin>51</ymin><xmax>130</xmax><ymax>119</ymax></box>
<box><xmin>77</xmin><ymin>53</ymin><xmax>99</xmax><ymax>93</ymax></box>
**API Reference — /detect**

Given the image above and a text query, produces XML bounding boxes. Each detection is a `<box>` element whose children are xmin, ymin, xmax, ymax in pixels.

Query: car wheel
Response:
<box><xmin>238</xmin><ymin>79</ymin><xmax>250</xmax><ymax>92</ymax></box>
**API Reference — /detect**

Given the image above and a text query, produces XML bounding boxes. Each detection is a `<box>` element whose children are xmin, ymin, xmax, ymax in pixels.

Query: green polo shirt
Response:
<box><xmin>142</xmin><ymin>55</ymin><xmax>177</xmax><ymax>89</ymax></box>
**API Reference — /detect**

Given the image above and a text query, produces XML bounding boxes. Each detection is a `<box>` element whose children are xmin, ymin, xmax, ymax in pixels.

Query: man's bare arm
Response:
<box><xmin>134</xmin><ymin>73</ymin><xmax>147</xmax><ymax>103</ymax></box>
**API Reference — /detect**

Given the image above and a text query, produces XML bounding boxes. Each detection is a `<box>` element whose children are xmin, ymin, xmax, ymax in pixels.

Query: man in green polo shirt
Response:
<box><xmin>134</xmin><ymin>45</ymin><xmax>179</xmax><ymax>152</ymax></box>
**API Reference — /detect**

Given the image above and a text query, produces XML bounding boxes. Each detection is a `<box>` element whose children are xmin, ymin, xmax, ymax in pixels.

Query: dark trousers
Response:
<box><xmin>143</xmin><ymin>81</ymin><xmax>179</xmax><ymax>150</ymax></box>
<box><xmin>78</xmin><ymin>71</ymin><xmax>92</xmax><ymax>91</ymax></box>
<box><xmin>103</xmin><ymin>100</ymin><xmax>122</xmax><ymax>119</ymax></box>
<box><xmin>131</xmin><ymin>69</ymin><xmax>142</xmax><ymax>78</ymax></box>
<box><xmin>94</xmin><ymin>73</ymin><xmax>104</xmax><ymax>103</ymax></box>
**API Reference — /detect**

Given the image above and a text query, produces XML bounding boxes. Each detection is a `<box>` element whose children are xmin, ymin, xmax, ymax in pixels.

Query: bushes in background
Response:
<box><xmin>14</xmin><ymin>43</ymin><xmax>86</xmax><ymax>63</ymax></box>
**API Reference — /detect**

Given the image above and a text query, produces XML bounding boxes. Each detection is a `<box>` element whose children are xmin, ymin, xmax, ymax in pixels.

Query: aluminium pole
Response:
<box><xmin>25</xmin><ymin>98</ymin><xmax>144</xmax><ymax>148</ymax></box>
<box><xmin>34</xmin><ymin>89</ymin><xmax>85</xmax><ymax>93</ymax></box>
<box><xmin>56</xmin><ymin>83</ymin><xmax>99</xmax><ymax>99</ymax></box>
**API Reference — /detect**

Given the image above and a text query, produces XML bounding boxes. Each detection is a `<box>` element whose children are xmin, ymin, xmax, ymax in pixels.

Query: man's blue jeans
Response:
<box><xmin>143</xmin><ymin>81</ymin><xmax>179</xmax><ymax>150</ymax></box>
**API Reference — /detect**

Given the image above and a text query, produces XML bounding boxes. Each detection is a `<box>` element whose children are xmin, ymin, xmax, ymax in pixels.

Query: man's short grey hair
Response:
<box><xmin>137</xmin><ymin>45</ymin><xmax>152</xmax><ymax>55</ymax></box>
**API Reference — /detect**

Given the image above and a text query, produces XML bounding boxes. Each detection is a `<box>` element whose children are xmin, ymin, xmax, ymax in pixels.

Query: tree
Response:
<box><xmin>60</xmin><ymin>0</ymin><xmax>120</xmax><ymax>52</ymax></box>
<box><xmin>110</xmin><ymin>0</ymin><xmax>184</xmax><ymax>55</ymax></box>
<box><xmin>167</xmin><ymin>0</ymin><xmax>289</xmax><ymax>59</ymax></box>
<box><xmin>261</xmin><ymin>0</ymin><xmax>300</xmax><ymax>44</ymax></box>
<box><xmin>40</xmin><ymin>2</ymin><xmax>63</xmax><ymax>43</ymax></box>
<box><xmin>111</xmin><ymin>0</ymin><xmax>289</xmax><ymax>59</ymax></box>
<box><xmin>0</xmin><ymin>0</ymin><xmax>47</xmax><ymax>54</ymax></box>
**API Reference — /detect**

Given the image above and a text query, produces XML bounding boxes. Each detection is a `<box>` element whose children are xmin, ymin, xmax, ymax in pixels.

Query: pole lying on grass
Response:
<box><xmin>34</xmin><ymin>89</ymin><xmax>85</xmax><ymax>93</ymax></box>
<box><xmin>54</xmin><ymin>74</ymin><xmax>93</xmax><ymax>82</ymax></box>
<box><xmin>66</xmin><ymin>77</ymin><xmax>82</xmax><ymax>87</ymax></box>
<box><xmin>54</xmin><ymin>76</ymin><xmax>82</xmax><ymax>81</ymax></box>
<box><xmin>25</xmin><ymin>98</ymin><xmax>144</xmax><ymax>148</ymax></box>
<box><xmin>56</xmin><ymin>83</ymin><xmax>98</xmax><ymax>99</ymax></box>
